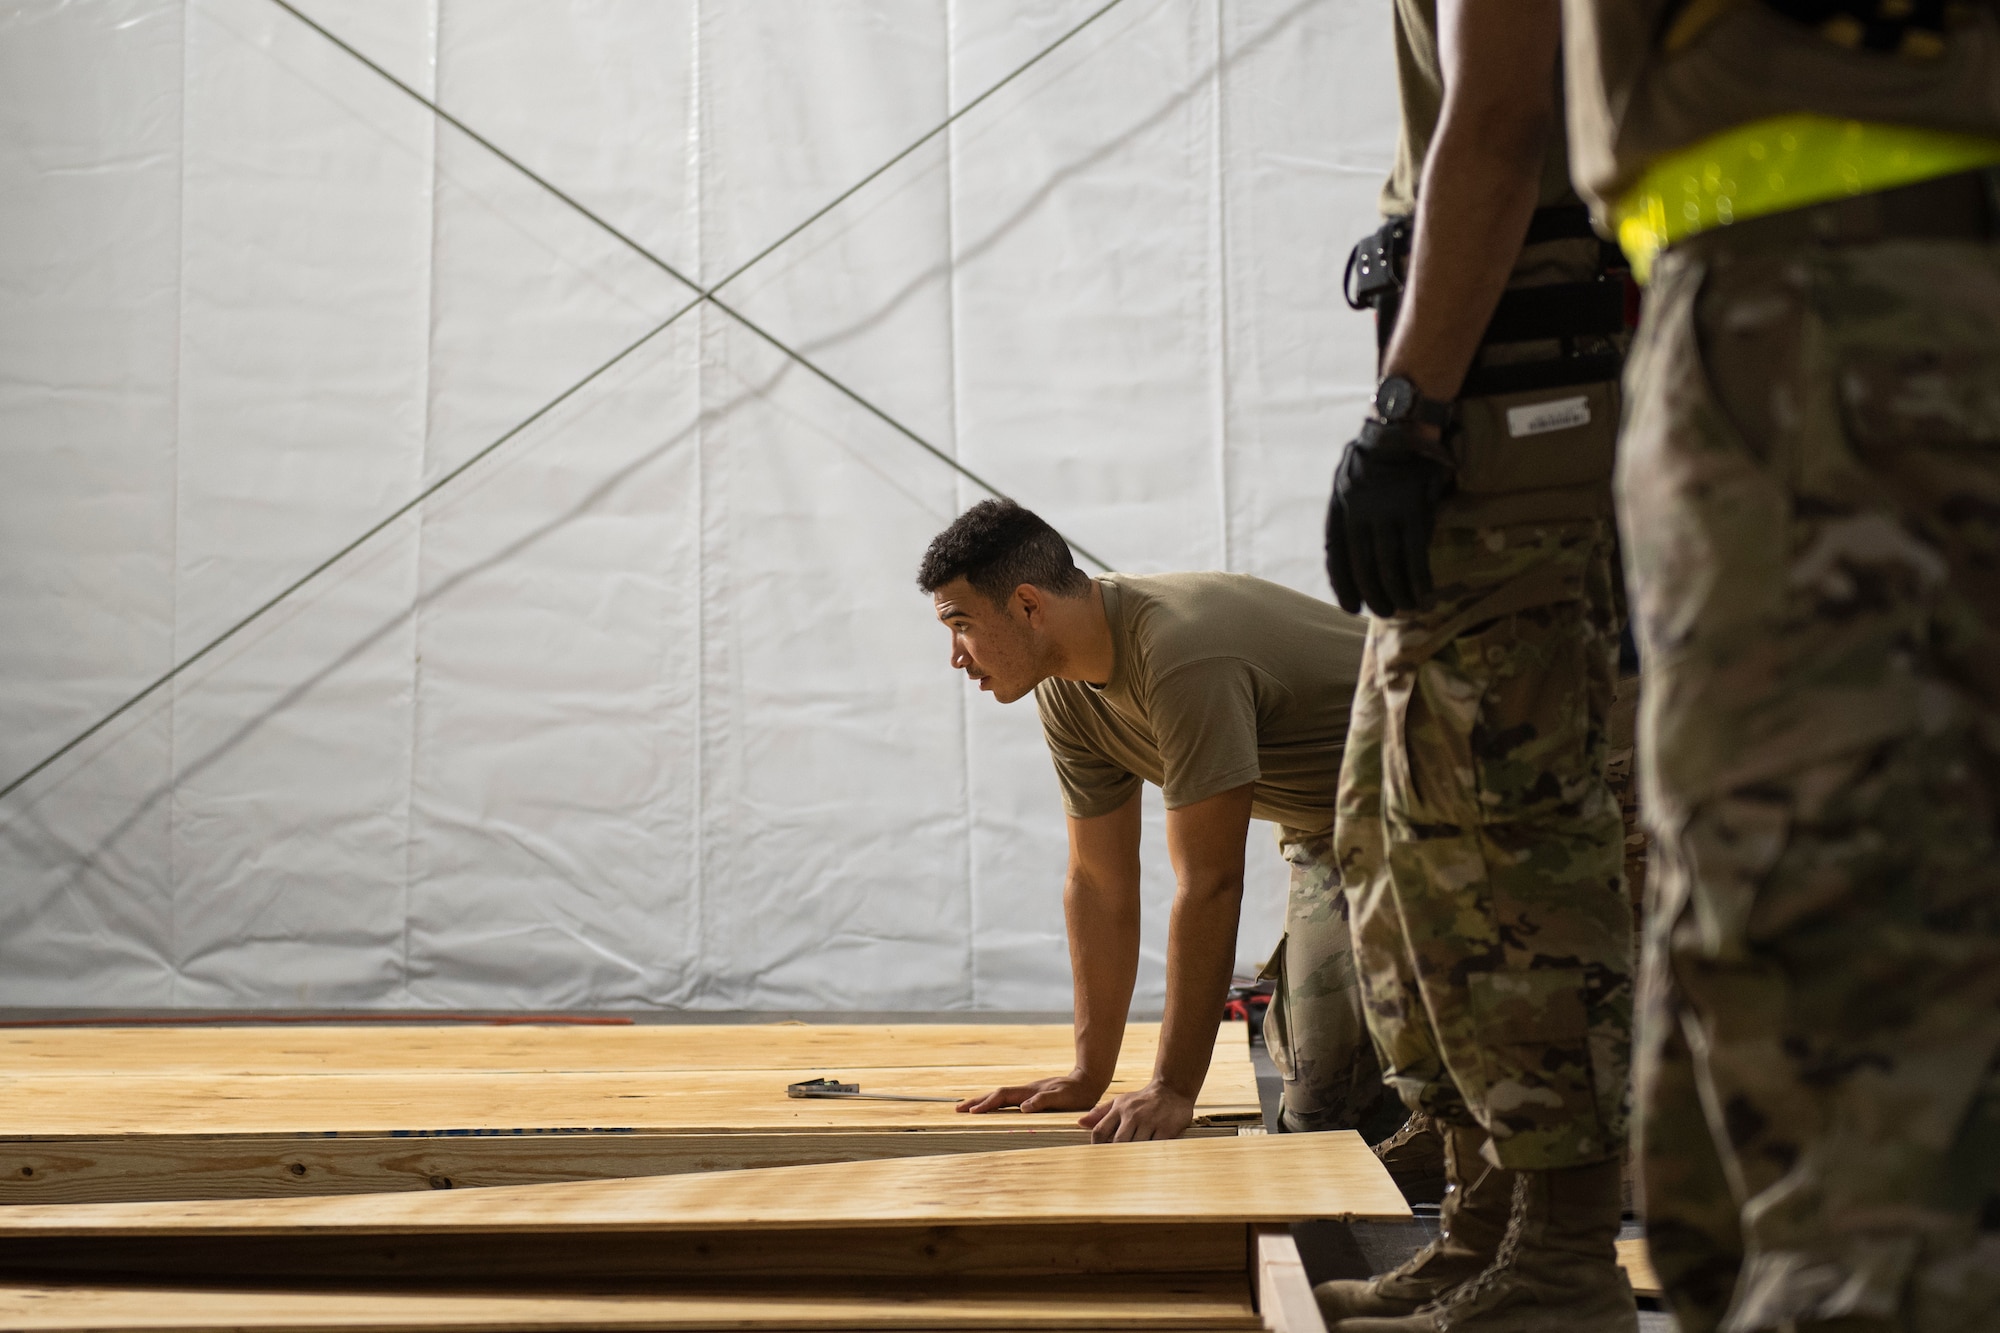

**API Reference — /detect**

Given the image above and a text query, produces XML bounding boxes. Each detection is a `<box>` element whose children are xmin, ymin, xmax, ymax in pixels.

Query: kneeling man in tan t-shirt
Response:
<box><xmin>919</xmin><ymin>498</ymin><xmax>1387</xmax><ymax>1141</ymax></box>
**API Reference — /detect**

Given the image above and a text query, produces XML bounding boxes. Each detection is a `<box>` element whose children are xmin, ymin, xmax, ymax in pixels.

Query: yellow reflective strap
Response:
<box><xmin>1615</xmin><ymin>114</ymin><xmax>2000</xmax><ymax>283</ymax></box>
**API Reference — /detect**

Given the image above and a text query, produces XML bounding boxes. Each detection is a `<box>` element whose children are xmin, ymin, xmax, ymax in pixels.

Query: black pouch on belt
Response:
<box><xmin>1343</xmin><ymin>206</ymin><xmax>1635</xmax><ymax>501</ymax></box>
<box><xmin>1344</xmin><ymin>205</ymin><xmax>1630</xmax><ymax>394</ymax></box>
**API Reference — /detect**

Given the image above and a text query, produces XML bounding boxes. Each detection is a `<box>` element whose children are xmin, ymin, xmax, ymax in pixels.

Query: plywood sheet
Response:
<box><xmin>5</xmin><ymin>1127</ymin><xmax>1198</xmax><ymax>1207</ymax></box>
<box><xmin>0</xmin><ymin>1277</ymin><xmax>1266</xmax><ymax>1332</ymax></box>
<box><xmin>0</xmin><ymin>1221</ymin><xmax>1251</xmax><ymax>1283</ymax></box>
<box><xmin>0</xmin><ymin>1133</ymin><xmax>1409</xmax><ymax>1238</ymax></box>
<box><xmin>0</xmin><ymin>1024</ymin><xmax>1258</xmax><ymax>1138</ymax></box>
<box><xmin>1616</xmin><ymin>1237</ymin><xmax>1661</xmax><ymax>1299</ymax></box>
<box><xmin>0</xmin><ymin>1023</ymin><xmax>1263</xmax><ymax>1204</ymax></box>
<box><xmin>0</xmin><ymin>1022</ymin><xmax>1227</xmax><ymax>1078</ymax></box>
<box><xmin>0</xmin><ymin>1065</ymin><xmax>1257</xmax><ymax>1139</ymax></box>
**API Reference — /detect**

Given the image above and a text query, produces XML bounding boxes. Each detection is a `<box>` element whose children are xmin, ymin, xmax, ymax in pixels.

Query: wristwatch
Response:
<box><xmin>1373</xmin><ymin>374</ymin><xmax>1455</xmax><ymax>431</ymax></box>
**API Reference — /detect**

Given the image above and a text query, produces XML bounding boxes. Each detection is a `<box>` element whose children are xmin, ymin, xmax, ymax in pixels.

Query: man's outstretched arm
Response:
<box><xmin>1081</xmin><ymin>782</ymin><xmax>1252</xmax><ymax>1142</ymax></box>
<box><xmin>958</xmin><ymin>792</ymin><xmax>1142</xmax><ymax>1114</ymax></box>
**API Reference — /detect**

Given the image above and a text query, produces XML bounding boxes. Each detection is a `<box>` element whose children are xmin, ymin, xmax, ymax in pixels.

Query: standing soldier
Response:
<box><xmin>1316</xmin><ymin>0</ymin><xmax>1640</xmax><ymax>1328</ymax></box>
<box><xmin>1562</xmin><ymin>2</ymin><xmax>2000</xmax><ymax>1330</ymax></box>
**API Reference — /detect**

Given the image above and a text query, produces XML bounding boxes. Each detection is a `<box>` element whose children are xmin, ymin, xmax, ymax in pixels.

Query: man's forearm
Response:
<box><xmin>1154</xmin><ymin>877</ymin><xmax>1244</xmax><ymax>1098</ymax></box>
<box><xmin>1066</xmin><ymin>869</ymin><xmax>1141</xmax><ymax>1085</ymax></box>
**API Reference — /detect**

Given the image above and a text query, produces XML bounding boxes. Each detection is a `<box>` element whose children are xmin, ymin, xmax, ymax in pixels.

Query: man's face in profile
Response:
<box><xmin>933</xmin><ymin>577</ymin><xmax>1042</xmax><ymax>705</ymax></box>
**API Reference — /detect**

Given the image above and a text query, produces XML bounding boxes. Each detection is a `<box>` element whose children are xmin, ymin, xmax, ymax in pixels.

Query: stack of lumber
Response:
<box><xmin>0</xmin><ymin>1131</ymin><xmax>1410</xmax><ymax>1332</ymax></box>
<box><xmin>0</xmin><ymin>1022</ymin><xmax>1259</xmax><ymax>1204</ymax></box>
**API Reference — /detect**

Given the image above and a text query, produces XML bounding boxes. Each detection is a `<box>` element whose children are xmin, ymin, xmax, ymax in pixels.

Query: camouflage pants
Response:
<box><xmin>1334</xmin><ymin>520</ymin><xmax>1634</xmax><ymax>1170</ymax></box>
<box><xmin>1619</xmin><ymin>236</ymin><xmax>2000</xmax><ymax>1332</ymax></box>
<box><xmin>1262</xmin><ymin>828</ymin><xmax>1389</xmax><ymax>1132</ymax></box>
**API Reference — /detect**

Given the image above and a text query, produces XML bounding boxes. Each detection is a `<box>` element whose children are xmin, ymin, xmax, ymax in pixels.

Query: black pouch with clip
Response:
<box><xmin>1343</xmin><ymin>206</ymin><xmax>1632</xmax><ymax>502</ymax></box>
<box><xmin>1344</xmin><ymin>206</ymin><xmax>1631</xmax><ymax>393</ymax></box>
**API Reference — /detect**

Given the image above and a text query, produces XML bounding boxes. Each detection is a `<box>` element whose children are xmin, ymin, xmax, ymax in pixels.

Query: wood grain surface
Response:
<box><xmin>1253</xmin><ymin>1225</ymin><xmax>1323</xmax><ymax>1333</ymax></box>
<box><xmin>0</xmin><ymin>1025</ymin><xmax>1258</xmax><ymax>1138</ymax></box>
<box><xmin>1616</xmin><ymin>1237</ymin><xmax>1661</xmax><ymax>1298</ymax></box>
<box><xmin>0</xmin><ymin>1277</ymin><xmax>1265</xmax><ymax>1331</ymax></box>
<box><xmin>0</xmin><ymin>1065</ymin><xmax>1257</xmax><ymax>1138</ymax></box>
<box><xmin>0</xmin><ymin>1133</ymin><xmax>1409</xmax><ymax>1237</ymax></box>
<box><xmin>0</xmin><ymin>1022</ymin><xmax>1260</xmax><ymax>1203</ymax></box>
<box><xmin>0</xmin><ymin>1022</ymin><xmax>1227</xmax><ymax>1079</ymax></box>
<box><xmin>0</xmin><ymin>1127</ymin><xmax>1231</xmax><ymax>1207</ymax></box>
<box><xmin>0</xmin><ymin>1221</ymin><xmax>1252</xmax><ymax>1283</ymax></box>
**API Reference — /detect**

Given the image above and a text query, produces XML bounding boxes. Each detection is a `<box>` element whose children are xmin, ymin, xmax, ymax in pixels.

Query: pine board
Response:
<box><xmin>0</xmin><ymin>1222</ymin><xmax>1252</xmax><ymax>1283</ymax></box>
<box><xmin>0</xmin><ymin>1023</ymin><xmax>1259</xmax><ymax>1203</ymax></box>
<box><xmin>0</xmin><ymin>1277</ymin><xmax>1265</xmax><ymax>1332</ymax></box>
<box><xmin>1616</xmin><ymin>1237</ymin><xmax>1661</xmax><ymax>1298</ymax></box>
<box><xmin>4</xmin><ymin>1127</ymin><xmax>1210</xmax><ymax>1207</ymax></box>
<box><xmin>0</xmin><ymin>1064</ymin><xmax>1256</xmax><ymax>1139</ymax></box>
<box><xmin>0</xmin><ymin>1136</ymin><xmax>1400</xmax><ymax>1290</ymax></box>
<box><xmin>0</xmin><ymin>1133</ymin><xmax>1408</xmax><ymax>1237</ymax></box>
<box><xmin>0</xmin><ymin>1022</ymin><xmax>1224</xmax><ymax>1079</ymax></box>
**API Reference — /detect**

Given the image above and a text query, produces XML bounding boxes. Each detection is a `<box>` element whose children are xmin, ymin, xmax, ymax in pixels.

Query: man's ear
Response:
<box><xmin>1011</xmin><ymin>583</ymin><xmax>1043</xmax><ymax>626</ymax></box>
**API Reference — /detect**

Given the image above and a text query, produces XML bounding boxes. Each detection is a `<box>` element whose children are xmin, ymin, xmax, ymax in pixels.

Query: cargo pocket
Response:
<box><xmin>1259</xmin><ymin>934</ymin><xmax>1295</xmax><ymax>1082</ymax></box>
<box><xmin>1837</xmin><ymin>346</ymin><xmax>2000</xmax><ymax>642</ymax></box>
<box><xmin>1457</xmin><ymin>593</ymin><xmax>1599</xmax><ymax>831</ymax></box>
<box><xmin>1466</xmin><ymin>966</ymin><xmax>1604</xmax><ymax>1152</ymax></box>
<box><xmin>1452</xmin><ymin>381</ymin><xmax>1620</xmax><ymax>496</ymax></box>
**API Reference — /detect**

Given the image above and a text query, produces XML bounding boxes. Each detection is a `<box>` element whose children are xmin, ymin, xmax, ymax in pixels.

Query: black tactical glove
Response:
<box><xmin>1324</xmin><ymin>417</ymin><xmax>1454</xmax><ymax>617</ymax></box>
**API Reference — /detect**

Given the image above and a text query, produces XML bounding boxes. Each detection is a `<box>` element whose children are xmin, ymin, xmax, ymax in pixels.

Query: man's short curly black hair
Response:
<box><xmin>917</xmin><ymin>499</ymin><xmax>1090</xmax><ymax>605</ymax></box>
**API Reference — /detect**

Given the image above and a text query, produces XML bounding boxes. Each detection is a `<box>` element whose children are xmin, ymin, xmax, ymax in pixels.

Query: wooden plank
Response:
<box><xmin>0</xmin><ymin>1023</ymin><xmax>1260</xmax><ymax>1205</ymax></box>
<box><xmin>0</xmin><ymin>1222</ymin><xmax>1252</xmax><ymax>1283</ymax></box>
<box><xmin>1616</xmin><ymin>1237</ymin><xmax>1661</xmax><ymax>1299</ymax></box>
<box><xmin>1252</xmin><ymin>1226</ymin><xmax>1324</xmax><ymax>1333</ymax></box>
<box><xmin>0</xmin><ymin>1064</ymin><xmax>1259</xmax><ymax>1139</ymax></box>
<box><xmin>0</xmin><ymin>1126</ymin><xmax>1227</xmax><ymax>1206</ymax></box>
<box><xmin>0</xmin><ymin>1022</ymin><xmax>1246</xmax><ymax>1079</ymax></box>
<box><xmin>0</xmin><ymin>1134</ymin><xmax>1410</xmax><ymax>1238</ymax></box>
<box><xmin>0</xmin><ymin>1277</ymin><xmax>1266</xmax><ymax>1332</ymax></box>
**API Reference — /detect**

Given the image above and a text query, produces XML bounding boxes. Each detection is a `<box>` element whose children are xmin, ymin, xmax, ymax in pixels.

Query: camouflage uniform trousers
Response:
<box><xmin>1262</xmin><ymin>827</ymin><xmax>1392</xmax><ymax>1132</ymax></box>
<box><xmin>1618</xmin><ymin>233</ymin><xmax>2000</xmax><ymax>1332</ymax></box>
<box><xmin>1334</xmin><ymin>518</ymin><xmax>1636</xmax><ymax>1169</ymax></box>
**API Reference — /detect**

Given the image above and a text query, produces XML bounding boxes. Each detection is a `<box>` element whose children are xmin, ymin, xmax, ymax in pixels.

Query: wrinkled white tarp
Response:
<box><xmin>0</xmin><ymin>0</ymin><xmax>1395</xmax><ymax>1009</ymax></box>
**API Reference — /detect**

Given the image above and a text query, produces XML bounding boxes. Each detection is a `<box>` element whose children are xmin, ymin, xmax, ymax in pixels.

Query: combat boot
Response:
<box><xmin>1374</xmin><ymin>1111</ymin><xmax>1447</xmax><ymax>1205</ymax></box>
<box><xmin>1314</xmin><ymin>1122</ymin><xmax>1514</xmax><ymax>1323</ymax></box>
<box><xmin>1333</xmin><ymin>1155</ymin><xmax>1637</xmax><ymax>1333</ymax></box>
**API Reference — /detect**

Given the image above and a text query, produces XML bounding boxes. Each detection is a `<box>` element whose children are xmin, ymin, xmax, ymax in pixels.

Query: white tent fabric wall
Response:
<box><xmin>0</xmin><ymin>0</ymin><xmax>1396</xmax><ymax>1010</ymax></box>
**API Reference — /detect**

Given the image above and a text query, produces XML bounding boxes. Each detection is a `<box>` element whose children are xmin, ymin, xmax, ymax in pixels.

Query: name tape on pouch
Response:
<box><xmin>1505</xmin><ymin>395</ymin><xmax>1591</xmax><ymax>439</ymax></box>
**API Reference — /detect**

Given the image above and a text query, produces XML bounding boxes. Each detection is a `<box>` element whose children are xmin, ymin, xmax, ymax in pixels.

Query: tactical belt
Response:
<box><xmin>1343</xmin><ymin>205</ymin><xmax>1629</xmax><ymax>399</ymax></box>
<box><xmin>1616</xmin><ymin>115</ymin><xmax>2000</xmax><ymax>282</ymax></box>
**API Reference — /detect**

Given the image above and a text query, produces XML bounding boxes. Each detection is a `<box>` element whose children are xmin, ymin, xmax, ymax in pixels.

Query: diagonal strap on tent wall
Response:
<box><xmin>1</xmin><ymin>0</ymin><xmax>1126</xmax><ymax>807</ymax></box>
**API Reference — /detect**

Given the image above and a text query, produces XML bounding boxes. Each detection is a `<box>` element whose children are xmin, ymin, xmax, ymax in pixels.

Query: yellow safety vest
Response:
<box><xmin>1616</xmin><ymin>113</ymin><xmax>2000</xmax><ymax>283</ymax></box>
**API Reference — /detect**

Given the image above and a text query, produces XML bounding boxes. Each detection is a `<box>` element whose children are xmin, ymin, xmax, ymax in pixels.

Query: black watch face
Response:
<box><xmin>1376</xmin><ymin>376</ymin><xmax>1415</xmax><ymax>421</ymax></box>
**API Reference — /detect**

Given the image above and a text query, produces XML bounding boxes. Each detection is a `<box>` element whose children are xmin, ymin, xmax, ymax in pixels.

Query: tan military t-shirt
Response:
<box><xmin>1034</xmin><ymin>573</ymin><xmax>1367</xmax><ymax>835</ymax></box>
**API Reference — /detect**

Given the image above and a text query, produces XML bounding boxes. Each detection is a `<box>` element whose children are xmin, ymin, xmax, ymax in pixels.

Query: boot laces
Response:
<box><xmin>1423</xmin><ymin>1172</ymin><xmax>1532</xmax><ymax>1330</ymax></box>
<box><xmin>1377</xmin><ymin>1158</ymin><xmax>1495</xmax><ymax>1284</ymax></box>
<box><xmin>1374</xmin><ymin>1111</ymin><xmax>1436</xmax><ymax>1158</ymax></box>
